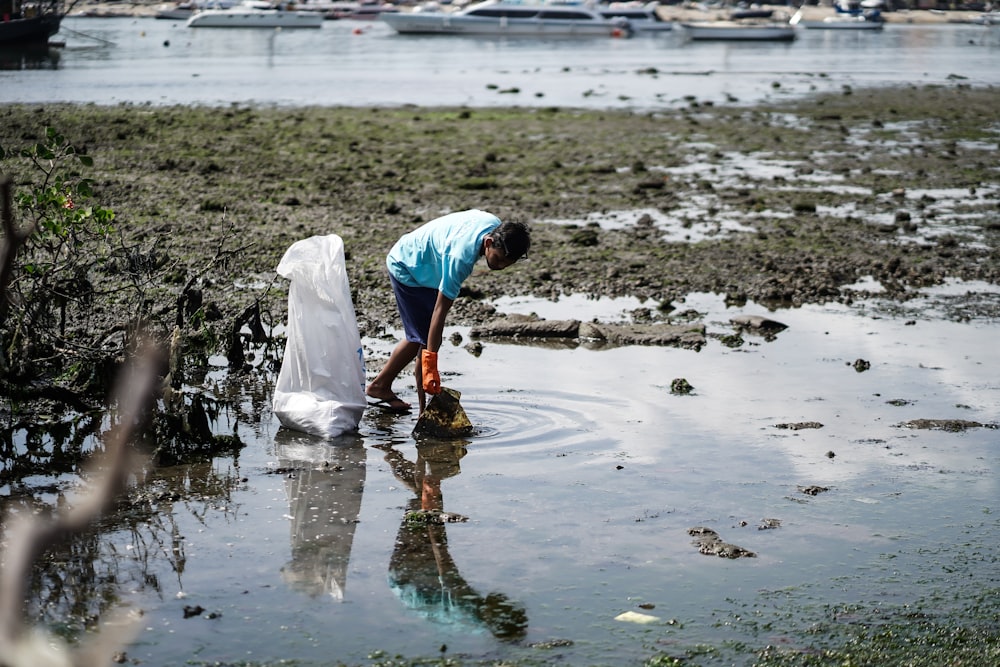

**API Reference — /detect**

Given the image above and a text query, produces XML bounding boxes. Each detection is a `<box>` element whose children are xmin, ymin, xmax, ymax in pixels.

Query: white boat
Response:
<box><xmin>598</xmin><ymin>1</ymin><xmax>672</xmax><ymax>32</ymax></box>
<box><xmin>789</xmin><ymin>9</ymin><xmax>884</xmax><ymax>30</ymax></box>
<box><xmin>380</xmin><ymin>0</ymin><xmax>633</xmax><ymax>37</ymax></box>
<box><xmin>315</xmin><ymin>1</ymin><xmax>398</xmax><ymax>19</ymax></box>
<box><xmin>186</xmin><ymin>0</ymin><xmax>325</xmax><ymax>27</ymax></box>
<box><xmin>156</xmin><ymin>0</ymin><xmax>237</xmax><ymax>20</ymax></box>
<box><xmin>680</xmin><ymin>19</ymin><xmax>796</xmax><ymax>41</ymax></box>
<box><xmin>156</xmin><ymin>2</ymin><xmax>197</xmax><ymax>19</ymax></box>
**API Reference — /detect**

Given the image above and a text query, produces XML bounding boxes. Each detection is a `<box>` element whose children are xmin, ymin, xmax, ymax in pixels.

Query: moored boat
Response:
<box><xmin>680</xmin><ymin>19</ymin><xmax>795</xmax><ymax>41</ymax></box>
<box><xmin>790</xmin><ymin>6</ymin><xmax>884</xmax><ymax>29</ymax></box>
<box><xmin>598</xmin><ymin>1</ymin><xmax>672</xmax><ymax>32</ymax></box>
<box><xmin>380</xmin><ymin>0</ymin><xmax>633</xmax><ymax>37</ymax></box>
<box><xmin>342</xmin><ymin>1</ymin><xmax>398</xmax><ymax>19</ymax></box>
<box><xmin>156</xmin><ymin>0</ymin><xmax>238</xmax><ymax>20</ymax></box>
<box><xmin>312</xmin><ymin>0</ymin><xmax>398</xmax><ymax>20</ymax></box>
<box><xmin>186</xmin><ymin>0</ymin><xmax>325</xmax><ymax>27</ymax></box>
<box><xmin>0</xmin><ymin>0</ymin><xmax>68</xmax><ymax>45</ymax></box>
<box><xmin>789</xmin><ymin>10</ymin><xmax>882</xmax><ymax>29</ymax></box>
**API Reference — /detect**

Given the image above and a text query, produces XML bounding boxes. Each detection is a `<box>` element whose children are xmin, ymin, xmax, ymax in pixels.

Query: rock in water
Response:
<box><xmin>414</xmin><ymin>387</ymin><xmax>474</xmax><ymax>438</ymax></box>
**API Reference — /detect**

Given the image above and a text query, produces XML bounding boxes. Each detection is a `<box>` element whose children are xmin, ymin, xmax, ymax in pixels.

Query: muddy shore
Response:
<box><xmin>1</xmin><ymin>85</ymin><xmax>998</xmax><ymax>345</ymax></box>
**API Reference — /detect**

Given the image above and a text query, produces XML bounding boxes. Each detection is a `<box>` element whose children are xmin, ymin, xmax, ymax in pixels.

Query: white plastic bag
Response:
<box><xmin>272</xmin><ymin>234</ymin><xmax>366</xmax><ymax>438</ymax></box>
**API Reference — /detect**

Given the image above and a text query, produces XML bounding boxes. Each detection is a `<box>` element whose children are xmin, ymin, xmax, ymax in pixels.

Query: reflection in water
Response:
<box><xmin>0</xmin><ymin>44</ymin><xmax>60</xmax><ymax>70</ymax></box>
<box><xmin>276</xmin><ymin>429</ymin><xmax>366</xmax><ymax>600</ymax></box>
<box><xmin>3</xmin><ymin>457</ymin><xmax>240</xmax><ymax>640</ymax></box>
<box><xmin>379</xmin><ymin>442</ymin><xmax>529</xmax><ymax>641</ymax></box>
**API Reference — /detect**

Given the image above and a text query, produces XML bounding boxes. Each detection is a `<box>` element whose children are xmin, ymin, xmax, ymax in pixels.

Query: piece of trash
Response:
<box><xmin>615</xmin><ymin>610</ymin><xmax>661</xmax><ymax>624</ymax></box>
<box><xmin>414</xmin><ymin>386</ymin><xmax>474</xmax><ymax>438</ymax></box>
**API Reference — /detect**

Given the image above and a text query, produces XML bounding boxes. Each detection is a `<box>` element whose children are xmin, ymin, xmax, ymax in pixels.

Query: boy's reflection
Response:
<box><xmin>276</xmin><ymin>429</ymin><xmax>366</xmax><ymax>601</ymax></box>
<box><xmin>378</xmin><ymin>441</ymin><xmax>528</xmax><ymax>641</ymax></box>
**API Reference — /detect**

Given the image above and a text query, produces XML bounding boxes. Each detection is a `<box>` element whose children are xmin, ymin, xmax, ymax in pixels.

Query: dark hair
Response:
<box><xmin>491</xmin><ymin>220</ymin><xmax>531</xmax><ymax>262</ymax></box>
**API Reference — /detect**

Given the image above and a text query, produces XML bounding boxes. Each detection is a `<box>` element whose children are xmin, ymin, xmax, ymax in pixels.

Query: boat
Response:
<box><xmin>380</xmin><ymin>0</ymin><xmax>633</xmax><ymax>37</ymax></box>
<box><xmin>789</xmin><ymin>8</ymin><xmax>884</xmax><ymax>30</ymax></box>
<box><xmin>156</xmin><ymin>2</ymin><xmax>198</xmax><ymax>19</ymax></box>
<box><xmin>728</xmin><ymin>7</ymin><xmax>773</xmax><ymax>19</ymax></box>
<box><xmin>156</xmin><ymin>0</ymin><xmax>237</xmax><ymax>20</ymax></box>
<box><xmin>311</xmin><ymin>0</ymin><xmax>397</xmax><ymax>20</ymax></box>
<box><xmin>341</xmin><ymin>1</ymin><xmax>398</xmax><ymax>19</ymax></box>
<box><xmin>680</xmin><ymin>19</ymin><xmax>796</xmax><ymax>41</ymax></box>
<box><xmin>186</xmin><ymin>0</ymin><xmax>325</xmax><ymax>27</ymax></box>
<box><xmin>598</xmin><ymin>1</ymin><xmax>672</xmax><ymax>32</ymax></box>
<box><xmin>0</xmin><ymin>0</ymin><xmax>71</xmax><ymax>45</ymax></box>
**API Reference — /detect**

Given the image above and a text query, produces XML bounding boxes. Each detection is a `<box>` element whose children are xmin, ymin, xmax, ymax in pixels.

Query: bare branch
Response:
<box><xmin>0</xmin><ymin>339</ymin><xmax>163</xmax><ymax>667</ymax></box>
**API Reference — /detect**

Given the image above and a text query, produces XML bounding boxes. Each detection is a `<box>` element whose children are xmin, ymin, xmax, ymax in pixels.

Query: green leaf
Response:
<box><xmin>34</xmin><ymin>143</ymin><xmax>56</xmax><ymax>160</ymax></box>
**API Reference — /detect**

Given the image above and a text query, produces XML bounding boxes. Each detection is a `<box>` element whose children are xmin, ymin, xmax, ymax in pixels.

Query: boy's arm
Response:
<box><xmin>426</xmin><ymin>291</ymin><xmax>454</xmax><ymax>353</ymax></box>
<box><xmin>419</xmin><ymin>292</ymin><xmax>453</xmax><ymax>397</ymax></box>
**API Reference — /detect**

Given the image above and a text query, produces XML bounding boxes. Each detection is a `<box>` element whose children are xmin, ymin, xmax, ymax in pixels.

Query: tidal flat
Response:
<box><xmin>1</xmin><ymin>85</ymin><xmax>999</xmax><ymax>667</ymax></box>
<box><xmin>1</xmin><ymin>84</ymin><xmax>999</xmax><ymax>334</ymax></box>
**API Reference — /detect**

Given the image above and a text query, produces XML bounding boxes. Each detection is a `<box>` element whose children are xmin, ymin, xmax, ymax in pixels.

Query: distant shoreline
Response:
<box><xmin>66</xmin><ymin>0</ymin><xmax>992</xmax><ymax>24</ymax></box>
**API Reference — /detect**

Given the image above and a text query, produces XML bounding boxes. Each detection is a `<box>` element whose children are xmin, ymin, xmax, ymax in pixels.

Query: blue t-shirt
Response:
<box><xmin>387</xmin><ymin>210</ymin><xmax>500</xmax><ymax>300</ymax></box>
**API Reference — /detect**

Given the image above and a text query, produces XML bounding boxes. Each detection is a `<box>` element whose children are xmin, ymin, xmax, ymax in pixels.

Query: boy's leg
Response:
<box><xmin>367</xmin><ymin>338</ymin><xmax>420</xmax><ymax>409</ymax></box>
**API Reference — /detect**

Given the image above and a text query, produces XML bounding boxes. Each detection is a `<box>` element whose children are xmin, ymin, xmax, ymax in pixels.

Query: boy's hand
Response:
<box><xmin>421</xmin><ymin>350</ymin><xmax>441</xmax><ymax>395</ymax></box>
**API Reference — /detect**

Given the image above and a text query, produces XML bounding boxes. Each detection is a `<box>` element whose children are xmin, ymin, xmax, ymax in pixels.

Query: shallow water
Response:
<box><xmin>2</xmin><ymin>17</ymin><xmax>999</xmax><ymax>109</ymax></box>
<box><xmin>28</xmin><ymin>286</ymin><xmax>988</xmax><ymax>666</ymax></box>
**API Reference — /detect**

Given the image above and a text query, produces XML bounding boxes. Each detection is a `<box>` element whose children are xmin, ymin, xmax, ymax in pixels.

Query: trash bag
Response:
<box><xmin>272</xmin><ymin>234</ymin><xmax>366</xmax><ymax>438</ymax></box>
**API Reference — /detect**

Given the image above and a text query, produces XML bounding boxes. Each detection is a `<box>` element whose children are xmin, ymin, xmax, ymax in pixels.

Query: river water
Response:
<box><xmin>2</xmin><ymin>14</ymin><xmax>1000</xmax><ymax>667</ymax></box>
<box><xmin>1</xmin><ymin>16</ymin><xmax>999</xmax><ymax>108</ymax></box>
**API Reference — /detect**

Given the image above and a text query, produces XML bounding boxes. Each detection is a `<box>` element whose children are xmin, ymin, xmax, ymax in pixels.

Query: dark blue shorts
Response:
<box><xmin>390</xmin><ymin>274</ymin><xmax>437</xmax><ymax>347</ymax></box>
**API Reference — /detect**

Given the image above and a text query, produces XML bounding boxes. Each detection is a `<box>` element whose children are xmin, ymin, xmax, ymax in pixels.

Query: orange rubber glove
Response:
<box><xmin>421</xmin><ymin>349</ymin><xmax>441</xmax><ymax>395</ymax></box>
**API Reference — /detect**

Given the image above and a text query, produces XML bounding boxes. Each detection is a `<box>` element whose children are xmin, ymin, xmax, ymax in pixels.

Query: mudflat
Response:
<box><xmin>1</xmin><ymin>85</ymin><xmax>998</xmax><ymax>339</ymax></box>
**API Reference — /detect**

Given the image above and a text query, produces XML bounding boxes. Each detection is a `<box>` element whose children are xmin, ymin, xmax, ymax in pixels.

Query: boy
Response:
<box><xmin>366</xmin><ymin>209</ymin><xmax>531</xmax><ymax>414</ymax></box>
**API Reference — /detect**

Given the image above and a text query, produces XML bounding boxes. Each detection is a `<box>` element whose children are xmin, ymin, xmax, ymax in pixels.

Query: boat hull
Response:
<box><xmin>156</xmin><ymin>8</ymin><xmax>196</xmax><ymax>19</ymax></box>
<box><xmin>186</xmin><ymin>8</ymin><xmax>324</xmax><ymax>27</ymax></box>
<box><xmin>681</xmin><ymin>21</ymin><xmax>796</xmax><ymax>41</ymax></box>
<box><xmin>799</xmin><ymin>19</ymin><xmax>883</xmax><ymax>29</ymax></box>
<box><xmin>380</xmin><ymin>12</ymin><xmax>629</xmax><ymax>37</ymax></box>
<box><xmin>0</xmin><ymin>14</ymin><xmax>61</xmax><ymax>44</ymax></box>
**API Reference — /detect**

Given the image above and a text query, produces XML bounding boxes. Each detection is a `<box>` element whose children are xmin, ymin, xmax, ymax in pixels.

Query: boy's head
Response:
<box><xmin>485</xmin><ymin>220</ymin><xmax>531</xmax><ymax>270</ymax></box>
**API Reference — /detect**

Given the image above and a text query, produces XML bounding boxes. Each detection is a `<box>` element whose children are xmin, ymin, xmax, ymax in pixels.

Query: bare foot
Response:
<box><xmin>366</xmin><ymin>386</ymin><xmax>411</xmax><ymax>413</ymax></box>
